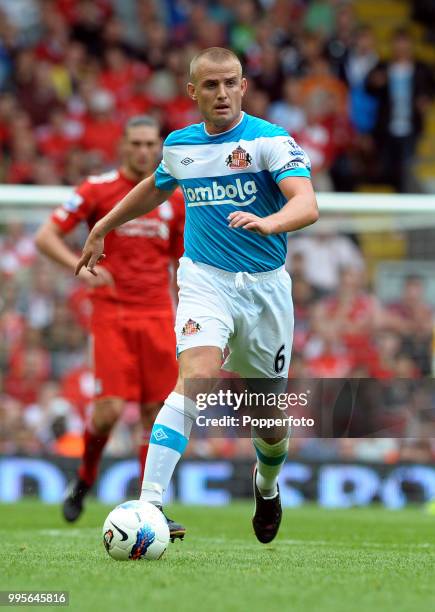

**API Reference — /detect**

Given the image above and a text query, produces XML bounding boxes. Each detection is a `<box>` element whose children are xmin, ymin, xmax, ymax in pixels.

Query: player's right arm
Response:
<box><xmin>35</xmin><ymin>180</ymin><xmax>114</xmax><ymax>287</ymax></box>
<box><xmin>75</xmin><ymin>174</ymin><xmax>174</xmax><ymax>276</ymax></box>
<box><xmin>35</xmin><ymin>219</ymin><xmax>113</xmax><ymax>287</ymax></box>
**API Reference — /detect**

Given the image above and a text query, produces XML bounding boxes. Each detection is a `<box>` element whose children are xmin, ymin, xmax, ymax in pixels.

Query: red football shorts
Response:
<box><xmin>91</xmin><ymin>311</ymin><xmax>178</xmax><ymax>404</ymax></box>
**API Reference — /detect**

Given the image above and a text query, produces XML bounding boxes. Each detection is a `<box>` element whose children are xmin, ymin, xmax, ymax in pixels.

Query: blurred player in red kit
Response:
<box><xmin>35</xmin><ymin>116</ymin><xmax>185</xmax><ymax>539</ymax></box>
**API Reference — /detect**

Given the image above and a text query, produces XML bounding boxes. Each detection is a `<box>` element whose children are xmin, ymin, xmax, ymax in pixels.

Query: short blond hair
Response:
<box><xmin>189</xmin><ymin>47</ymin><xmax>243</xmax><ymax>82</ymax></box>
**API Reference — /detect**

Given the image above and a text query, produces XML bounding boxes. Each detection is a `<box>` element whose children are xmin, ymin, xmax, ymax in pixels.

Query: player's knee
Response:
<box><xmin>177</xmin><ymin>364</ymin><xmax>221</xmax><ymax>399</ymax></box>
<box><xmin>179</xmin><ymin>347</ymin><xmax>221</xmax><ymax>377</ymax></box>
<box><xmin>179</xmin><ymin>354</ymin><xmax>221</xmax><ymax>381</ymax></box>
<box><xmin>92</xmin><ymin>398</ymin><xmax>123</xmax><ymax>434</ymax></box>
<box><xmin>183</xmin><ymin>364</ymin><xmax>221</xmax><ymax>379</ymax></box>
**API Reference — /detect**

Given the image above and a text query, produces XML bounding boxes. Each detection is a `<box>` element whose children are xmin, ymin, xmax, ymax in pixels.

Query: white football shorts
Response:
<box><xmin>175</xmin><ymin>257</ymin><xmax>294</xmax><ymax>378</ymax></box>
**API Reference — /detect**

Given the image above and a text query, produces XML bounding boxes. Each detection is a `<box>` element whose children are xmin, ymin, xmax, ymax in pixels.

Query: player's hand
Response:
<box><xmin>77</xmin><ymin>265</ymin><xmax>114</xmax><ymax>288</ymax></box>
<box><xmin>227</xmin><ymin>211</ymin><xmax>274</xmax><ymax>235</ymax></box>
<box><xmin>75</xmin><ymin>231</ymin><xmax>105</xmax><ymax>277</ymax></box>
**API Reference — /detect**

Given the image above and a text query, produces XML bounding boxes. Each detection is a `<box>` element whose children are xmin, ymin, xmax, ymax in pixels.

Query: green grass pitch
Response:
<box><xmin>0</xmin><ymin>501</ymin><xmax>434</xmax><ymax>612</ymax></box>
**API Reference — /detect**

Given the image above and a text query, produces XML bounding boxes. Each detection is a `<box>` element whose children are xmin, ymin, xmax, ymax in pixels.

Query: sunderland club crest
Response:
<box><xmin>182</xmin><ymin>319</ymin><xmax>201</xmax><ymax>336</ymax></box>
<box><xmin>225</xmin><ymin>145</ymin><xmax>252</xmax><ymax>169</ymax></box>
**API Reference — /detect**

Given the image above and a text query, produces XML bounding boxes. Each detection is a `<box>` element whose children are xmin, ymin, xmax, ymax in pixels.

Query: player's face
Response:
<box><xmin>188</xmin><ymin>59</ymin><xmax>247</xmax><ymax>132</ymax></box>
<box><xmin>122</xmin><ymin>125</ymin><xmax>161</xmax><ymax>177</ymax></box>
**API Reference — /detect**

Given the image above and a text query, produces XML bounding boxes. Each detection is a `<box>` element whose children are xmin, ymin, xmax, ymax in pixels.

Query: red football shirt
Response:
<box><xmin>51</xmin><ymin>169</ymin><xmax>185</xmax><ymax>317</ymax></box>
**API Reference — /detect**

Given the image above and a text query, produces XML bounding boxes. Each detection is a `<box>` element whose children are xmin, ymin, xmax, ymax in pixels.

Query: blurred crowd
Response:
<box><xmin>1</xmin><ymin>222</ymin><xmax>434</xmax><ymax>462</ymax></box>
<box><xmin>1</xmin><ymin>0</ymin><xmax>434</xmax><ymax>463</ymax></box>
<box><xmin>0</xmin><ymin>0</ymin><xmax>434</xmax><ymax>192</ymax></box>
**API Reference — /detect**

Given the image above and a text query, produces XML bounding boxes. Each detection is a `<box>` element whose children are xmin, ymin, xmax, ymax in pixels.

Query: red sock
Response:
<box><xmin>138</xmin><ymin>430</ymin><xmax>151</xmax><ymax>491</ymax></box>
<box><xmin>78</xmin><ymin>428</ymin><xmax>109</xmax><ymax>487</ymax></box>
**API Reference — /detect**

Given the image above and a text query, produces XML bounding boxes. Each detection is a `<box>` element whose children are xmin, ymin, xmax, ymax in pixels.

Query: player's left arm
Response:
<box><xmin>228</xmin><ymin>176</ymin><xmax>318</xmax><ymax>235</ymax></box>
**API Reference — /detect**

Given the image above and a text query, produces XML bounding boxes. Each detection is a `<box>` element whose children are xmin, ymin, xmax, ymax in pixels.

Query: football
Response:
<box><xmin>102</xmin><ymin>500</ymin><xmax>169</xmax><ymax>561</ymax></box>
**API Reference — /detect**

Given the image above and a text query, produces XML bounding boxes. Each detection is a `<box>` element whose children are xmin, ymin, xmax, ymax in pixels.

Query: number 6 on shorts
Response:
<box><xmin>274</xmin><ymin>344</ymin><xmax>285</xmax><ymax>373</ymax></box>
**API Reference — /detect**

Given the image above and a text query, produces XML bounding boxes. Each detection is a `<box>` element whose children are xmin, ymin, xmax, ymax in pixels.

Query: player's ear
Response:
<box><xmin>119</xmin><ymin>135</ymin><xmax>127</xmax><ymax>155</ymax></box>
<box><xmin>187</xmin><ymin>82</ymin><xmax>197</xmax><ymax>101</ymax></box>
<box><xmin>240</xmin><ymin>77</ymin><xmax>248</xmax><ymax>98</ymax></box>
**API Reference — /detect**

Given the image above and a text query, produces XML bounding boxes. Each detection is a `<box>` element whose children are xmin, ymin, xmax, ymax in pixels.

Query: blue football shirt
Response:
<box><xmin>155</xmin><ymin>112</ymin><xmax>311</xmax><ymax>273</ymax></box>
